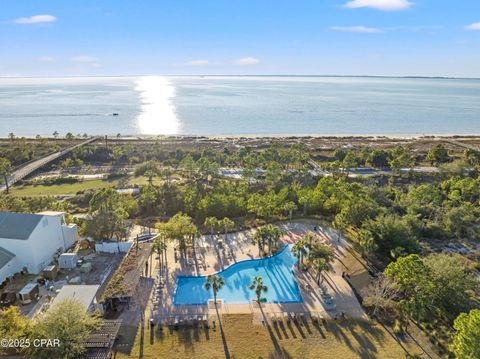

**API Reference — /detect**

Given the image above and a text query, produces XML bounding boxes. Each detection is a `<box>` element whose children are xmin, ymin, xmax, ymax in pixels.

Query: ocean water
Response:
<box><xmin>0</xmin><ymin>76</ymin><xmax>479</xmax><ymax>136</ymax></box>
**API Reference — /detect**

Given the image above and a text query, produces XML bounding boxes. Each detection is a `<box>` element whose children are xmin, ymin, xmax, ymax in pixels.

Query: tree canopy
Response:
<box><xmin>32</xmin><ymin>299</ymin><xmax>100</xmax><ymax>359</ymax></box>
<box><xmin>453</xmin><ymin>309</ymin><xmax>480</xmax><ymax>359</ymax></box>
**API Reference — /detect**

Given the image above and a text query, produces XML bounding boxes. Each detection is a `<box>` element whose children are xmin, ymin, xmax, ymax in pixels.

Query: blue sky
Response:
<box><xmin>1</xmin><ymin>0</ymin><xmax>480</xmax><ymax>77</ymax></box>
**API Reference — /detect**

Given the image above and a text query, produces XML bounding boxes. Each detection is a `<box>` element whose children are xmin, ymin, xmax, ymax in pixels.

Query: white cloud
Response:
<box><xmin>38</xmin><ymin>56</ymin><xmax>54</xmax><ymax>62</ymax></box>
<box><xmin>14</xmin><ymin>14</ymin><xmax>57</xmax><ymax>24</ymax></box>
<box><xmin>465</xmin><ymin>22</ymin><xmax>480</xmax><ymax>31</ymax></box>
<box><xmin>234</xmin><ymin>57</ymin><xmax>260</xmax><ymax>65</ymax></box>
<box><xmin>187</xmin><ymin>60</ymin><xmax>210</xmax><ymax>66</ymax></box>
<box><xmin>71</xmin><ymin>56</ymin><xmax>99</xmax><ymax>63</ymax></box>
<box><xmin>343</xmin><ymin>0</ymin><xmax>412</xmax><ymax>11</ymax></box>
<box><xmin>331</xmin><ymin>26</ymin><xmax>383</xmax><ymax>33</ymax></box>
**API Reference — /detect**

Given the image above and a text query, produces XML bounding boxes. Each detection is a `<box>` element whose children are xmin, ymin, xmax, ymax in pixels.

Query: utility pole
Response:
<box><xmin>139</xmin><ymin>310</ymin><xmax>144</xmax><ymax>359</ymax></box>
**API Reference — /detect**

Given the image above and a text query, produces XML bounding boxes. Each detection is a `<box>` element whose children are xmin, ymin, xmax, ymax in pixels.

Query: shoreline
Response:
<box><xmin>2</xmin><ymin>133</ymin><xmax>480</xmax><ymax>140</ymax></box>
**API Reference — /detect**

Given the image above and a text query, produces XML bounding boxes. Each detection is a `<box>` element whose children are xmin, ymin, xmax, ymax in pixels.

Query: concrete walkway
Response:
<box><xmin>149</xmin><ymin>221</ymin><xmax>367</xmax><ymax>322</ymax></box>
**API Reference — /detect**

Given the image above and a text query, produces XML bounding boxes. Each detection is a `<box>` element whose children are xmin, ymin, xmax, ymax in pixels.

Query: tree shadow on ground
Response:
<box><xmin>268</xmin><ymin>349</ymin><xmax>294</xmax><ymax>359</ymax></box>
<box><xmin>326</xmin><ymin>319</ymin><xmax>389</xmax><ymax>358</ymax></box>
<box><xmin>311</xmin><ymin>318</ymin><xmax>326</xmax><ymax>339</ymax></box>
<box><xmin>259</xmin><ymin>305</ymin><xmax>295</xmax><ymax>356</ymax></box>
<box><xmin>216</xmin><ymin>304</ymin><xmax>231</xmax><ymax>359</ymax></box>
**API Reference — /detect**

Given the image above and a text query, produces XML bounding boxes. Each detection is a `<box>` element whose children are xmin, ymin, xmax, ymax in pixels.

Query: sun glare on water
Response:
<box><xmin>135</xmin><ymin>76</ymin><xmax>180</xmax><ymax>135</ymax></box>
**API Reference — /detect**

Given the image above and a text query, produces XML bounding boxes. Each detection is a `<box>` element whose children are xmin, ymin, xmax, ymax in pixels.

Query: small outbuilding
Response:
<box><xmin>49</xmin><ymin>285</ymin><xmax>100</xmax><ymax>313</ymax></box>
<box><xmin>58</xmin><ymin>253</ymin><xmax>78</xmax><ymax>269</ymax></box>
<box><xmin>41</xmin><ymin>265</ymin><xmax>58</xmax><ymax>280</ymax></box>
<box><xmin>17</xmin><ymin>282</ymin><xmax>39</xmax><ymax>305</ymax></box>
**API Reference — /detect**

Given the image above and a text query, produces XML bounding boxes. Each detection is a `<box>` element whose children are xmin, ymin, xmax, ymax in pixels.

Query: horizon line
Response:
<box><xmin>1</xmin><ymin>74</ymin><xmax>480</xmax><ymax>80</ymax></box>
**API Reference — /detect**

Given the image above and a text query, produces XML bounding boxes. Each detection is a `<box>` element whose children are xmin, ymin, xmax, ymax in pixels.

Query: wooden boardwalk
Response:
<box><xmin>1</xmin><ymin>137</ymin><xmax>98</xmax><ymax>192</ymax></box>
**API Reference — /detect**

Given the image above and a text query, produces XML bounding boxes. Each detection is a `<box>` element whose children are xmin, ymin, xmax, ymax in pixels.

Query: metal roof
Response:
<box><xmin>49</xmin><ymin>285</ymin><xmax>100</xmax><ymax>312</ymax></box>
<box><xmin>0</xmin><ymin>246</ymin><xmax>15</xmax><ymax>270</ymax></box>
<box><xmin>36</xmin><ymin>211</ymin><xmax>65</xmax><ymax>216</ymax></box>
<box><xmin>18</xmin><ymin>282</ymin><xmax>39</xmax><ymax>295</ymax></box>
<box><xmin>0</xmin><ymin>212</ymin><xmax>44</xmax><ymax>240</ymax></box>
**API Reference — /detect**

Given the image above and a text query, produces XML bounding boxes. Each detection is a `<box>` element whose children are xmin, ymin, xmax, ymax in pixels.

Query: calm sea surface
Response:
<box><xmin>0</xmin><ymin>76</ymin><xmax>479</xmax><ymax>136</ymax></box>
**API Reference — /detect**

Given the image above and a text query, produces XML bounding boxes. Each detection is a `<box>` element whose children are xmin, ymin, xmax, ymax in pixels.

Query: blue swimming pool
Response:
<box><xmin>173</xmin><ymin>244</ymin><xmax>302</xmax><ymax>305</ymax></box>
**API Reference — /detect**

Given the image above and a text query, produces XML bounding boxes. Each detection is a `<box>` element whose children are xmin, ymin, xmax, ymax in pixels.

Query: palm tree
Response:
<box><xmin>152</xmin><ymin>237</ymin><xmax>167</xmax><ymax>270</ymax></box>
<box><xmin>204</xmin><ymin>274</ymin><xmax>225</xmax><ymax>304</ymax></box>
<box><xmin>311</xmin><ymin>258</ymin><xmax>328</xmax><ymax>284</ymax></box>
<box><xmin>221</xmin><ymin>217</ymin><xmax>235</xmax><ymax>240</ymax></box>
<box><xmin>204</xmin><ymin>217</ymin><xmax>219</xmax><ymax>238</ymax></box>
<box><xmin>298</xmin><ymin>196</ymin><xmax>310</xmax><ymax>215</ymax></box>
<box><xmin>265</xmin><ymin>224</ymin><xmax>282</xmax><ymax>254</ymax></box>
<box><xmin>303</xmin><ymin>233</ymin><xmax>316</xmax><ymax>250</ymax></box>
<box><xmin>159</xmin><ymin>167</ymin><xmax>174</xmax><ymax>187</ymax></box>
<box><xmin>309</xmin><ymin>243</ymin><xmax>334</xmax><ymax>263</ymax></box>
<box><xmin>144</xmin><ymin>161</ymin><xmax>160</xmax><ymax>185</ymax></box>
<box><xmin>282</xmin><ymin>201</ymin><xmax>298</xmax><ymax>222</ymax></box>
<box><xmin>252</xmin><ymin>229</ymin><xmax>265</xmax><ymax>256</ymax></box>
<box><xmin>144</xmin><ymin>169</ymin><xmax>156</xmax><ymax>185</ymax></box>
<box><xmin>249</xmin><ymin>276</ymin><xmax>268</xmax><ymax>304</ymax></box>
<box><xmin>308</xmin><ymin>243</ymin><xmax>334</xmax><ymax>281</ymax></box>
<box><xmin>252</xmin><ymin>224</ymin><xmax>283</xmax><ymax>256</ymax></box>
<box><xmin>0</xmin><ymin>158</ymin><xmax>12</xmax><ymax>193</ymax></box>
<box><xmin>292</xmin><ymin>239</ymin><xmax>307</xmax><ymax>270</ymax></box>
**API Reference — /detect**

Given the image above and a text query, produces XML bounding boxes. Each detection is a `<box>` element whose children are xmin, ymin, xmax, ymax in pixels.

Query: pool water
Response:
<box><xmin>173</xmin><ymin>244</ymin><xmax>302</xmax><ymax>305</ymax></box>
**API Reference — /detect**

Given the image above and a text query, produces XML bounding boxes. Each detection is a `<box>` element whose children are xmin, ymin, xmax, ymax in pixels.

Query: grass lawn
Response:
<box><xmin>11</xmin><ymin>179</ymin><xmax>119</xmax><ymax>196</ymax></box>
<box><xmin>117</xmin><ymin>315</ymin><xmax>421</xmax><ymax>359</ymax></box>
<box><xmin>11</xmin><ymin>175</ymin><xmax>162</xmax><ymax>196</ymax></box>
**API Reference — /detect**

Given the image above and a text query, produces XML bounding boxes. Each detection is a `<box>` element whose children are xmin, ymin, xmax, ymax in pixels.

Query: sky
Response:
<box><xmin>1</xmin><ymin>0</ymin><xmax>480</xmax><ymax>77</ymax></box>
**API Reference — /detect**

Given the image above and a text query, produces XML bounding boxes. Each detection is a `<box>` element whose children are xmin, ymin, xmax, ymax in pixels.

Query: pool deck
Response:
<box><xmin>147</xmin><ymin>222</ymin><xmax>367</xmax><ymax>322</ymax></box>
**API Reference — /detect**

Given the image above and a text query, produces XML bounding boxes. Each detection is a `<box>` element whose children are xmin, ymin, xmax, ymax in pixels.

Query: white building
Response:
<box><xmin>0</xmin><ymin>211</ymin><xmax>79</xmax><ymax>284</ymax></box>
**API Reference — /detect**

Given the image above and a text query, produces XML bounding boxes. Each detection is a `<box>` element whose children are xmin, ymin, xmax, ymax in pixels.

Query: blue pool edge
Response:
<box><xmin>172</xmin><ymin>244</ymin><xmax>304</xmax><ymax>306</ymax></box>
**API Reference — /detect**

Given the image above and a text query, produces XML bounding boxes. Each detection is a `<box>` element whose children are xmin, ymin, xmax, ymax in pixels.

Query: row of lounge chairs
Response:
<box><xmin>266</xmin><ymin>312</ymin><xmax>324</xmax><ymax>325</ymax></box>
<box><xmin>173</xmin><ymin>315</ymin><xmax>209</xmax><ymax>329</ymax></box>
<box><xmin>156</xmin><ymin>314</ymin><xmax>209</xmax><ymax>328</ymax></box>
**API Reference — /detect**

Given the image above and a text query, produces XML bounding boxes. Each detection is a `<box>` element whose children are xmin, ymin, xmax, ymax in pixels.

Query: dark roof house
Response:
<box><xmin>0</xmin><ymin>211</ymin><xmax>79</xmax><ymax>284</ymax></box>
<box><xmin>0</xmin><ymin>212</ymin><xmax>44</xmax><ymax>240</ymax></box>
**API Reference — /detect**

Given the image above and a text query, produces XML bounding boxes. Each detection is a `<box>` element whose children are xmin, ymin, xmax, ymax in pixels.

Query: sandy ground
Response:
<box><xmin>147</xmin><ymin>222</ymin><xmax>367</xmax><ymax>323</ymax></box>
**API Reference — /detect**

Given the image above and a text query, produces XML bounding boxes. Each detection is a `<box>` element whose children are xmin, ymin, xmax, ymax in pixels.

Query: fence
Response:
<box><xmin>95</xmin><ymin>241</ymin><xmax>133</xmax><ymax>253</ymax></box>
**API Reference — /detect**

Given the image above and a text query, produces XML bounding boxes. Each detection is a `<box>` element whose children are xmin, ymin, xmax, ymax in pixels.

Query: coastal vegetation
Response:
<box><xmin>1</xmin><ymin>136</ymin><xmax>479</xmax><ymax>357</ymax></box>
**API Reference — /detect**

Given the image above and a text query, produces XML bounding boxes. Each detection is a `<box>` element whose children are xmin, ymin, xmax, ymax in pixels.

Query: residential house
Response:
<box><xmin>0</xmin><ymin>211</ymin><xmax>78</xmax><ymax>284</ymax></box>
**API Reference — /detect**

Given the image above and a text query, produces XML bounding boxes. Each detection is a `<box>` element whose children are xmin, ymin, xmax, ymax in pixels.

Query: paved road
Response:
<box><xmin>1</xmin><ymin>137</ymin><xmax>98</xmax><ymax>192</ymax></box>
